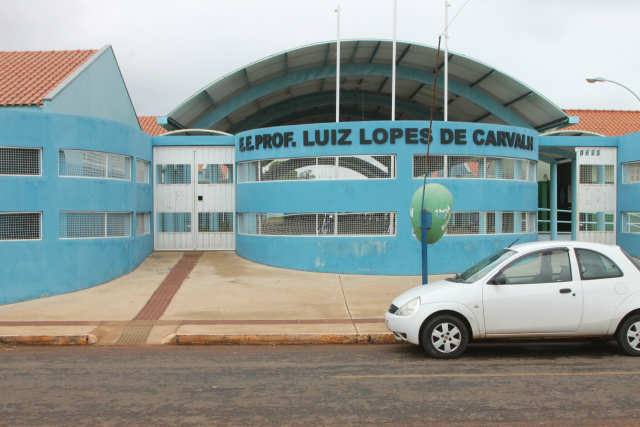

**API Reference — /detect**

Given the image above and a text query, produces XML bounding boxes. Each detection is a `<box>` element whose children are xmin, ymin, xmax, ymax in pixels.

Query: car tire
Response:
<box><xmin>616</xmin><ymin>315</ymin><xmax>640</xmax><ymax>356</ymax></box>
<box><xmin>421</xmin><ymin>315</ymin><xmax>468</xmax><ymax>359</ymax></box>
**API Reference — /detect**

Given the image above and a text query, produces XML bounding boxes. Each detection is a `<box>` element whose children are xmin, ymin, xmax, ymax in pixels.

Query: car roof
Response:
<box><xmin>509</xmin><ymin>240</ymin><xmax>619</xmax><ymax>253</ymax></box>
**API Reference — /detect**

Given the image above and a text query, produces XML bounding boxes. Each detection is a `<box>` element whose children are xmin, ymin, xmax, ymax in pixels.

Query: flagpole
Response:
<box><xmin>335</xmin><ymin>6</ymin><xmax>341</xmax><ymax>123</ymax></box>
<box><xmin>391</xmin><ymin>0</ymin><xmax>397</xmax><ymax>121</ymax></box>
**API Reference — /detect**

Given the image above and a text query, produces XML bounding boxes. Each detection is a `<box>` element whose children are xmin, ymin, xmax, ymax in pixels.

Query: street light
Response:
<box><xmin>586</xmin><ymin>76</ymin><xmax>640</xmax><ymax>103</ymax></box>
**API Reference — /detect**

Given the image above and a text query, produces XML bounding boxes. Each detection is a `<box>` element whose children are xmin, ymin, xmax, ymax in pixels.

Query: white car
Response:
<box><xmin>385</xmin><ymin>241</ymin><xmax>640</xmax><ymax>359</ymax></box>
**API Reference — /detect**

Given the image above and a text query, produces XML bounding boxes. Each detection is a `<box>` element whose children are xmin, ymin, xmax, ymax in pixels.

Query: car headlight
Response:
<box><xmin>396</xmin><ymin>297</ymin><xmax>420</xmax><ymax>316</ymax></box>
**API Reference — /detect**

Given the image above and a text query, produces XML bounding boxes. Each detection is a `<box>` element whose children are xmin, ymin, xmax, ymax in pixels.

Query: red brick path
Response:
<box><xmin>134</xmin><ymin>252</ymin><xmax>203</xmax><ymax>321</ymax></box>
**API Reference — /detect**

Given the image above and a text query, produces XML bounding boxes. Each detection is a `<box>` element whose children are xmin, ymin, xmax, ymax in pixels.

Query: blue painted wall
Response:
<box><xmin>617</xmin><ymin>132</ymin><xmax>640</xmax><ymax>258</ymax></box>
<box><xmin>235</xmin><ymin>121</ymin><xmax>539</xmax><ymax>275</ymax></box>
<box><xmin>0</xmin><ymin>110</ymin><xmax>153</xmax><ymax>305</ymax></box>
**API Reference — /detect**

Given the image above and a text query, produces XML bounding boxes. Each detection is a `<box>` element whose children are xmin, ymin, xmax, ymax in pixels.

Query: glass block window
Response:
<box><xmin>136</xmin><ymin>212</ymin><xmax>150</xmax><ymax>236</ymax></box>
<box><xmin>0</xmin><ymin>147</ymin><xmax>41</xmax><ymax>176</ymax></box>
<box><xmin>198</xmin><ymin>164</ymin><xmax>234</xmax><ymax>184</ymax></box>
<box><xmin>237</xmin><ymin>212</ymin><xmax>397</xmax><ymax>236</ymax></box>
<box><xmin>59</xmin><ymin>150</ymin><xmax>131</xmax><ymax>180</ymax></box>
<box><xmin>59</xmin><ymin>212</ymin><xmax>131</xmax><ymax>238</ymax></box>
<box><xmin>412</xmin><ymin>155</ymin><xmax>535</xmax><ymax>181</ymax></box>
<box><xmin>237</xmin><ymin>155</ymin><xmax>396</xmax><ymax>182</ymax></box>
<box><xmin>579</xmin><ymin>164</ymin><xmax>615</xmax><ymax>184</ymax></box>
<box><xmin>198</xmin><ymin>212</ymin><xmax>234</xmax><ymax>232</ymax></box>
<box><xmin>623</xmin><ymin>212</ymin><xmax>640</xmax><ymax>233</ymax></box>
<box><xmin>156</xmin><ymin>212</ymin><xmax>191</xmax><ymax>232</ymax></box>
<box><xmin>136</xmin><ymin>159</ymin><xmax>150</xmax><ymax>183</ymax></box>
<box><xmin>0</xmin><ymin>212</ymin><xmax>41</xmax><ymax>240</ymax></box>
<box><xmin>579</xmin><ymin>212</ymin><xmax>615</xmax><ymax>232</ymax></box>
<box><xmin>156</xmin><ymin>164</ymin><xmax>191</xmax><ymax>184</ymax></box>
<box><xmin>622</xmin><ymin>162</ymin><xmax>640</xmax><ymax>184</ymax></box>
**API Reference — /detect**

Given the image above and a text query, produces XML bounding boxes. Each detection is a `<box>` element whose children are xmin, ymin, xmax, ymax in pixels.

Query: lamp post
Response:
<box><xmin>586</xmin><ymin>76</ymin><xmax>640</xmax><ymax>103</ymax></box>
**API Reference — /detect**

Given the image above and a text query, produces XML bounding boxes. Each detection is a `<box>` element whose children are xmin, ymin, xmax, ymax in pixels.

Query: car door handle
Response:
<box><xmin>559</xmin><ymin>288</ymin><xmax>572</xmax><ymax>294</ymax></box>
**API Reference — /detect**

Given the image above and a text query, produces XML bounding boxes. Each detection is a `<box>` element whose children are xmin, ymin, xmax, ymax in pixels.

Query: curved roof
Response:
<box><xmin>161</xmin><ymin>40</ymin><xmax>570</xmax><ymax>134</ymax></box>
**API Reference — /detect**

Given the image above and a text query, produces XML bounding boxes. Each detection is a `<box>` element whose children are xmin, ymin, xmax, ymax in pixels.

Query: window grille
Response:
<box><xmin>579</xmin><ymin>165</ymin><xmax>614</xmax><ymax>184</ymax></box>
<box><xmin>622</xmin><ymin>162</ymin><xmax>640</xmax><ymax>184</ymax></box>
<box><xmin>155</xmin><ymin>164</ymin><xmax>191</xmax><ymax>184</ymax></box>
<box><xmin>623</xmin><ymin>212</ymin><xmax>640</xmax><ymax>233</ymax></box>
<box><xmin>198</xmin><ymin>212</ymin><xmax>234</xmax><ymax>232</ymax></box>
<box><xmin>136</xmin><ymin>159</ymin><xmax>150</xmax><ymax>183</ymax></box>
<box><xmin>413</xmin><ymin>155</ymin><xmax>445</xmax><ymax>178</ymax></box>
<box><xmin>486</xmin><ymin>158</ymin><xmax>529</xmax><ymax>180</ymax></box>
<box><xmin>136</xmin><ymin>212</ymin><xmax>150</xmax><ymax>236</ymax></box>
<box><xmin>156</xmin><ymin>212</ymin><xmax>191</xmax><ymax>232</ymax></box>
<box><xmin>0</xmin><ymin>147</ymin><xmax>41</xmax><ymax>176</ymax></box>
<box><xmin>59</xmin><ymin>150</ymin><xmax>131</xmax><ymax>180</ymax></box>
<box><xmin>237</xmin><ymin>155</ymin><xmax>396</xmax><ymax>183</ymax></box>
<box><xmin>59</xmin><ymin>212</ymin><xmax>131</xmax><ymax>238</ymax></box>
<box><xmin>447</xmin><ymin>212</ymin><xmax>481</xmax><ymax>235</ymax></box>
<box><xmin>197</xmin><ymin>164</ymin><xmax>234</xmax><ymax>184</ymax></box>
<box><xmin>448</xmin><ymin>156</ymin><xmax>485</xmax><ymax>178</ymax></box>
<box><xmin>579</xmin><ymin>212</ymin><xmax>615</xmax><ymax>232</ymax></box>
<box><xmin>413</xmin><ymin>155</ymin><xmax>535</xmax><ymax>181</ymax></box>
<box><xmin>237</xmin><ymin>212</ymin><xmax>397</xmax><ymax>236</ymax></box>
<box><xmin>452</xmin><ymin>212</ymin><xmax>534</xmax><ymax>236</ymax></box>
<box><xmin>0</xmin><ymin>212</ymin><xmax>41</xmax><ymax>240</ymax></box>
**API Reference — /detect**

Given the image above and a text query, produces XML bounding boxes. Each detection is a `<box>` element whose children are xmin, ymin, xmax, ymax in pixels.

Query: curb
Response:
<box><xmin>0</xmin><ymin>334</ymin><xmax>97</xmax><ymax>345</ymax></box>
<box><xmin>162</xmin><ymin>332</ymin><xmax>397</xmax><ymax>345</ymax></box>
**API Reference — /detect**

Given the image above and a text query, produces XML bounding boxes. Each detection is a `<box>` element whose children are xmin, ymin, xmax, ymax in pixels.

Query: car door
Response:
<box><xmin>483</xmin><ymin>248</ymin><xmax>584</xmax><ymax>335</ymax></box>
<box><xmin>575</xmin><ymin>248</ymin><xmax>627</xmax><ymax>335</ymax></box>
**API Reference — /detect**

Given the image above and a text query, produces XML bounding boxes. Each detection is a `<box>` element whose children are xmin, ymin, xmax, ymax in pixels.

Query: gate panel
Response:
<box><xmin>153</xmin><ymin>147</ymin><xmax>195</xmax><ymax>250</ymax></box>
<box><xmin>195</xmin><ymin>146</ymin><xmax>235</xmax><ymax>250</ymax></box>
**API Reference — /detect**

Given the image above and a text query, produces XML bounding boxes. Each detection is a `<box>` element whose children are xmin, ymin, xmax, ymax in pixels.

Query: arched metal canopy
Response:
<box><xmin>159</xmin><ymin>40</ymin><xmax>570</xmax><ymax>135</ymax></box>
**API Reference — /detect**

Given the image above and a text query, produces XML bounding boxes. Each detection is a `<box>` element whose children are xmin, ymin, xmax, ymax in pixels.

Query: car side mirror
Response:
<box><xmin>489</xmin><ymin>273</ymin><xmax>507</xmax><ymax>285</ymax></box>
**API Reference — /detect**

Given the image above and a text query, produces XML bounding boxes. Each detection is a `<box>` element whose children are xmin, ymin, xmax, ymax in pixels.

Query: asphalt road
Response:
<box><xmin>1</xmin><ymin>341</ymin><xmax>639</xmax><ymax>427</ymax></box>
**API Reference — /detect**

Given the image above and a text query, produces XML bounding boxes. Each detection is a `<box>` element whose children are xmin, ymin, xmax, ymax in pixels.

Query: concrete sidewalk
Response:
<box><xmin>0</xmin><ymin>252</ymin><xmax>448</xmax><ymax>346</ymax></box>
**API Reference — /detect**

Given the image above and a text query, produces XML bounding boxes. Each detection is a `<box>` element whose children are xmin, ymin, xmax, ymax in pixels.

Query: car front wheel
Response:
<box><xmin>421</xmin><ymin>315</ymin><xmax>468</xmax><ymax>359</ymax></box>
<box><xmin>617</xmin><ymin>315</ymin><xmax>640</xmax><ymax>356</ymax></box>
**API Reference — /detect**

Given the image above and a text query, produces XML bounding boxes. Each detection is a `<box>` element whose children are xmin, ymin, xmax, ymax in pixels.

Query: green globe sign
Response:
<box><xmin>410</xmin><ymin>183</ymin><xmax>454</xmax><ymax>244</ymax></box>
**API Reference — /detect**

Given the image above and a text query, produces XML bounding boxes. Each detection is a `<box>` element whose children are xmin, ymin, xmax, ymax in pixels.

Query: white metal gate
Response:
<box><xmin>153</xmin><ymin>146</ymin><xmax>235</xmax><ymax>250</ymax></box>
<box><xmin>575</xmin><ymin>147</ymin><xmax>616</xmax><ymax>244</ymax></box>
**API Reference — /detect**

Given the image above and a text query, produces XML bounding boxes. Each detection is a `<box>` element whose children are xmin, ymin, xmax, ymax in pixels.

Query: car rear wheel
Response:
<box><xmin>617</xmin><ymin>315</ymin><xmax>640</xmax><ymax>356</ymax></box>
<box><xmin>421</xmin><ymin>315</ymin><xmax>468</xmax><ymax>359</ymax></box>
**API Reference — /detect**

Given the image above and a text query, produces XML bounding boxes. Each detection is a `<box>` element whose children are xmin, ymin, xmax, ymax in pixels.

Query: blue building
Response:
<box><xmin>1</xmin><ymin>40</ymin><xmax>639</xmax><ymax>305</ymax></box>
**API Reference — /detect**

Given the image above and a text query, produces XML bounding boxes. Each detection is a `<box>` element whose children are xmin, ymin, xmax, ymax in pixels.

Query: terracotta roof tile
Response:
<box><xmin>562</xmin><ymin>109</ymin><xmax>640</xmax><ymax>136</ymax></box>
<box><xmin>138</xmin><ymin>116</ymin><xmax>168</xmax><ymax>136</ymax></box>
<box><xmin>0</xmin><ymin>50</ymin><xmax>97</xmax><ymax>106</ymax></box>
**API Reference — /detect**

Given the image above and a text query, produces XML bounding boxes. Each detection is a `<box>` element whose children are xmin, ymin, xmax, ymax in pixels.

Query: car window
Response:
<box><xmin>454</xmin><ymin>249</ymin><xmax>515</xmax><ymax>283</ymax></box>
<box><xmin>492</xmin><ymin>249</ymin><xmax>571</xmax><ymax>285</ymax></box>
<box><xmin>621</xmin><ymin>249</ymin><xmax>640</xmax><ymax>272</ymax></box>
<box><xmin>575</xmin><ymin>248</ymin><xmax>623</xmax><ymax>280</ymax></box>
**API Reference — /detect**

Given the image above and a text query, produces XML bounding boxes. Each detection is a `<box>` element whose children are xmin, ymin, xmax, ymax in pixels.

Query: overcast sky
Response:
<box><xmin>2</xmin><ymin>0</ymin><xmax>639</xmax><ymax>116</ymax></box>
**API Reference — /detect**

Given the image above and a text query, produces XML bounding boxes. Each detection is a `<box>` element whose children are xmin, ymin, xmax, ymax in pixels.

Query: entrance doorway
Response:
<box><xmin>153</xmin><ymin>146</ymin><xmax>235</xmax><ymax>250</ymax></box>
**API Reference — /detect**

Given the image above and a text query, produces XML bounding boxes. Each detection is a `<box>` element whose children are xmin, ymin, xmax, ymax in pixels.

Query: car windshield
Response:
<box><xmin>448</xmin><ymin>249</ymin><xmax>515</xmax><ymax>283</ymax></box>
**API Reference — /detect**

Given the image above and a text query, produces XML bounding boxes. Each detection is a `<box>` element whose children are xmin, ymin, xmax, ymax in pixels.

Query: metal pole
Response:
<box><xmin>335</xmin><ymin>6</ymin><xmax>341</xmax><ymax>122</ymax></box>
<box><xmin>550</xmin><ymin>162</ymin><xmax>558</xmax><ymax>240</ymax></box>
<box><xmin>444</xmin><ymin>0</ymin><xmax>449</xmax><ymax>121</ymax></box>
<box><xmin>391</xmin><ymin>0</ymin><xmax>397</xmax><ymax>121</ymax></box>
<box><xmin>421</xmin><ymin>210</ymin><xmax>432</xmax><ymax>285</ymax></box>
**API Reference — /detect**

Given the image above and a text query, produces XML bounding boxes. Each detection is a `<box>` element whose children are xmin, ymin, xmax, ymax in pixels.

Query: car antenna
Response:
<box><xmin>507</xmin><ymin>223</ymin><xmax>538</xmax><ymax>248</ymax></box>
